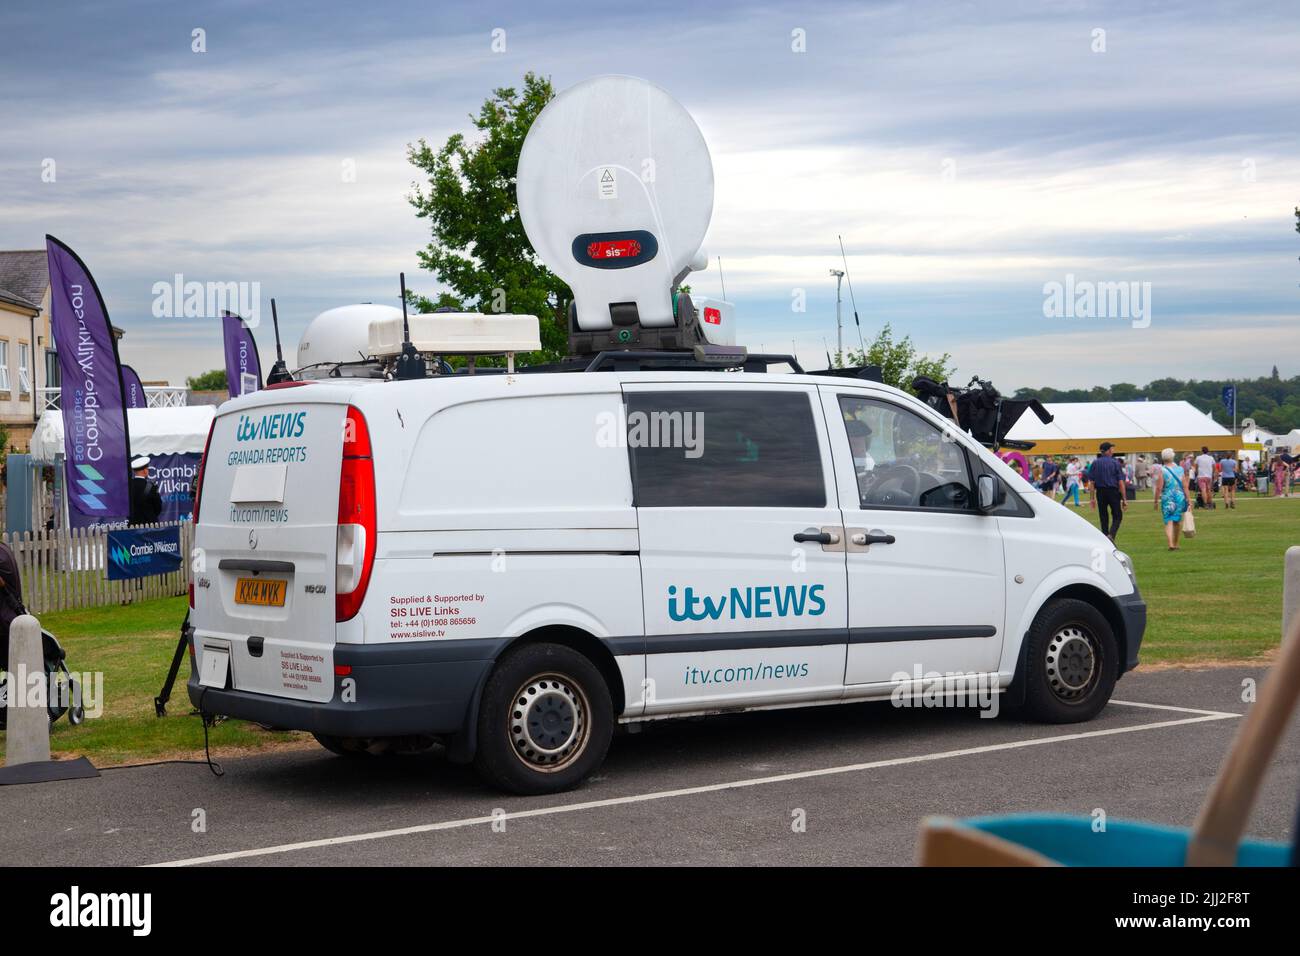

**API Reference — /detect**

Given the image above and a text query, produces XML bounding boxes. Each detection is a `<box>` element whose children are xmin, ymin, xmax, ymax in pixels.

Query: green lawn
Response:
<box><xmin>2</xmin><ymin>492</ymin><xmax>1295</xmax><ymax>766</ymax></box>
<box><xmin>0</xmin><ymin>596</ymin><xmax>305</xmax><ymax>765</ymax></box>
<box><xmin>1068</xmin><ymin>489</ymin><xmax>1294</xmax><ymax>663</ymax></box>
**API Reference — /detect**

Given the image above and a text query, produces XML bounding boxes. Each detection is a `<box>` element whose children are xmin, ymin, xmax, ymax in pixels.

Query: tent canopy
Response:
<box><xmin>29</xmin><ymin>406</ymin><xmax>216</xmax><ymax>464</ymax></box>
<box><xmin>1005</xmin><ymin>400</ymin><xmax>1238</xmax><ymax>456</ymax></box>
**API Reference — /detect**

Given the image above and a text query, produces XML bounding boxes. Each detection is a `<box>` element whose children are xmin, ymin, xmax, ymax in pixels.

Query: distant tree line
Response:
<box><xmin>1013</xmin><ymin>368</ymin><xmax>1299</xmax><ymax>434</ymax></box>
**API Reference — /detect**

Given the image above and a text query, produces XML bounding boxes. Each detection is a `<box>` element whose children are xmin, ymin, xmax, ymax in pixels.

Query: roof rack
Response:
<box><xmin>807</xmin><ymin>365</ymin><xmax>884</xmax><ymax>383</ymax></box>
<box><xmin>580</xmin><ymin>348</ymin><xmax>804</xmax><ymax>374</ymax></box>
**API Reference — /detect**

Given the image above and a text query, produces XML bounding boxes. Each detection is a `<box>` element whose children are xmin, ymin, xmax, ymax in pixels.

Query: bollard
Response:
<box><xmin>4</xmin><ymin>614</ymin><xmax>50</xmax><ymax>765</ymax></box>
<box><xmin>1285</xmin><ymin>547</ymin><xmax>1300</xmax><ymax>641</ymax></box>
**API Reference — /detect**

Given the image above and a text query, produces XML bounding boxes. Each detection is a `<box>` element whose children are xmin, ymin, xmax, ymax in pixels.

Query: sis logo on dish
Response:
<box><xmin>668</xmin><ymin>584</ymin><xmax>826</xmax><ymax>622</ymax></box>
<box><xmin>235</xmin><ymin>411</ymin><xmax>306</xmax><ymax>442</ymax></box>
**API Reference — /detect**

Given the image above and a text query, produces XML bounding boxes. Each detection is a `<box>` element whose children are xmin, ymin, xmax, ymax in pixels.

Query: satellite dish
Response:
<box><xmin>517</xmin><ymin>75</ymin><xmax>714</xmax><ymax>333</ymax></box>
<box><xmin>297</xmin><ymin>304</ymin><xmax>401</xmax><ymax>368</ymax></box>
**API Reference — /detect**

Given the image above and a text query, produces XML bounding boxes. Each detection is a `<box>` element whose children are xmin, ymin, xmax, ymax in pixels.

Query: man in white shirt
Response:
<box><xmin>1195</xmin><ymin>446</ymin><xmax>1216</xmax><ymax>509</ymax></box>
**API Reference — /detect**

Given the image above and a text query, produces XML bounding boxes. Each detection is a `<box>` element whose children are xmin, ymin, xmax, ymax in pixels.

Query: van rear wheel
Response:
<box><xmin>1021</xmin><ymin>598</ymin><xmax>1119</xmax><ymax>723</ymax></box>
<box><xmin>473</xmin><ymin>642</ymin><xmax>613</xmax><ymax>795</ymax></box>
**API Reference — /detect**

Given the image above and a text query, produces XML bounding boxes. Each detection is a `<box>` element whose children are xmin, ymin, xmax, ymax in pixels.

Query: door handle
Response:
<box><xmin>851</xmin><ymin>531</ymin><xmax>896</xmax><ymax>546</ymax></box>
<box><xmin>794</xmin><ymin>528</ymin><xmax>840</xmax><ymax>545</ymax></box>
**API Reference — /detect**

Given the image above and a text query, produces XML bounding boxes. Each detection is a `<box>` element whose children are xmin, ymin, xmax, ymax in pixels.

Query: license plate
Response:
<box><xmin>234</xmin><ymin>577</ymin><xmax>287</xmax><ymax>607</ymax></box>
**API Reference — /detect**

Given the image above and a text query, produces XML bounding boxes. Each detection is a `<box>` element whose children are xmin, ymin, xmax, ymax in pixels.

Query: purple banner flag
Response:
<box><xmin>222</xmin><ymin>311</ymin><xmax>263</xmax><ymax>398</ymax></box>
<box><xmin>121</xmin><ymin>364</ymin><xmax>147</xmax><ymax>409</ymax></box>
<box><xmin>46</xmin><ymin>236</ymin><xmax>132</xmax><ymax>528</ymax></box>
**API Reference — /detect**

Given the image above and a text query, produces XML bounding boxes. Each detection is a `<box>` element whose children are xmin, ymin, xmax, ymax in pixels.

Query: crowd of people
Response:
<box><xmin>1011</xmin><ymin>444</ymin><xmax>1293</xmax><ymax>551</ymax></box>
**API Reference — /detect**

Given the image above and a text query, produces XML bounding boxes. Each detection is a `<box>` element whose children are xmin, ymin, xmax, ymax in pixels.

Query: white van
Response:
<box><xmin>187</xmin><ymin>359</ymin><xmax>1146</xmax><ymax>794</ymax></box>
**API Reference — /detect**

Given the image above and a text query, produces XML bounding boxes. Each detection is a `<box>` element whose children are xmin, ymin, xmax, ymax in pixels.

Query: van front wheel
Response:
<box><xmin>474</xmin><ymin>642</ymin><xmax>613</xmax><ymax>795</ymax></box>
<box><xmin>1021</xmin><ymin>598</ymin><xmax>1119</xmax><ymax>723</ymax></box>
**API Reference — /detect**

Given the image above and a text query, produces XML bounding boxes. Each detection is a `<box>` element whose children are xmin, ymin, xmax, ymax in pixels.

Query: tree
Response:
<box><xmin>187</xmin><ymin>369</ymin><xmax>227</xmax><ymax>391</ymax></box>
<box><xmin>833</xmin><ymin>323</ymin><xmax>954</xmax><ymax>394</ymax></box>
<box><xmin>408</xmin><ymin>73</ymin><xmax>568</xmax><ymax>363</ymax></box>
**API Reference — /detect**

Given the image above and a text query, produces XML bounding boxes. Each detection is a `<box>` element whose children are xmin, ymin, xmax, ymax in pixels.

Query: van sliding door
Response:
<box><xmin>625</xmin><ymin>383</ymin><xmax>849</xmax><ymax>715</ymax></box>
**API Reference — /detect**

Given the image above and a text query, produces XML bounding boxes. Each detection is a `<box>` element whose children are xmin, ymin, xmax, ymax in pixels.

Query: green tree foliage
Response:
<box><xmin>407</xmin><ymin>73</ymin><xmax>568</xmax><ymax>363</ymax></box>
<box><xmin>1013</xmin><ymin>371</ymin><xmax>1300</xmax><ymax>433</ymax></box>
<box><xmin>186</xmin><ymin>369</ymin><xmax>227</xmax><ymax>391</ymax></box>
<box><xmin>834</xmin><ymin>323</ymin><xmax>955</xmax><ymax>394</ymax></box>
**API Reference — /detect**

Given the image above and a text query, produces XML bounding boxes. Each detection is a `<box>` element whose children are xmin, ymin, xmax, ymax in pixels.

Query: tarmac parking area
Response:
<box><xmin>3</xmin><ymin>666</ymin><xmax>1295</xmax><ymax>867</ymax></box>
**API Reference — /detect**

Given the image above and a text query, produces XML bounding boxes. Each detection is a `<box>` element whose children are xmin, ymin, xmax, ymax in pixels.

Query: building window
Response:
<box><xmin>18</xmin><ymin>342</ymin><xmax>30</xmax><ymax>394</ymax></box>
<box><xmin>0</xmin><ymin>341</ymin><xmax>10</xmax><ymax>392</ymax></box>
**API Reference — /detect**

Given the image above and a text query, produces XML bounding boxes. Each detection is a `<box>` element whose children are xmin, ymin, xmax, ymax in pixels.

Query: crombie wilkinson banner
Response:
<box><xmin>150</xmin><ymin>452</ymin><xmax>201</xmax><ymax>522</ymax></box>
<box><xmin>46</xmin><ymin>236</ymin><xmax>132</xmax><ymax>528</ymax></box>
<box><xmin>222</xmin><ymin>311</ymin><xmax>262</xmax><ymax>398</ymax></box>
<box><xmin>106</xmin><ymin>525</ymin><xmax>183</xmax><ymax>580</ymax></box>
<box><xmin>121</xmin><ymin>364</ymin><xmax>147</xmax><ymax>409</ymax></box>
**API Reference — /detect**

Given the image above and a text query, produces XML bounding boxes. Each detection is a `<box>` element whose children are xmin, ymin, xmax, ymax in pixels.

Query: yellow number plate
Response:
<box><xmin>234</xmin><ymin>577</ymin><xmax>287</xmax><ymax>607</ymax></box>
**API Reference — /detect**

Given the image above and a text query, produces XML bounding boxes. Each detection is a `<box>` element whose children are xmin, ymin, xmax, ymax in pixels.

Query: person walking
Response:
<box><xmin>1088</xmin><ymin>442</ymin><xmax>1128</xmax><ymax>542</ymax></box>
<box><xmin>1064</xmin><ymin>457</ymin><xmax>1082</xmax><ymax>507</ymax></box>
<box><xmin>1153</xmin><ymin>447</ymin><xmax>1190</xmax><ymax>551</ymax></box>
<box><xmin>1195</xmin><ymin>446</ymin><xmax>1216</xmax><ymax>509</ymax></box>
<box><xmin>129</xmin><ymin>455</ymin><xmax>163</xmax><ymax>526</ymax></box>
<box><xmin>1134</xmin><ymin>454</ymin><xmax>1149</xmax><ymax>492</ymax></box>
<box><xmin>1039</xmin><ymin>457</ymin><xmax>1060</xmax><ymax>497</ymax></box>
<box><xmin>1273</xmin><ymin>456</ymin><xmax>1287</xmax><ymax>497</ymax></box>
<box><xmin>1218</xmin><ymin>453</ymin><xmax>1239</xmax><ymax>509</ymax></box>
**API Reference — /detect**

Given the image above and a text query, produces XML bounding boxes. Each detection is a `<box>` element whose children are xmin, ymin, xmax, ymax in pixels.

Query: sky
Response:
<box><xmin>1</xmin><ymin>0</ymin><xmax>1297</xmax><ymax>391</ymax></box>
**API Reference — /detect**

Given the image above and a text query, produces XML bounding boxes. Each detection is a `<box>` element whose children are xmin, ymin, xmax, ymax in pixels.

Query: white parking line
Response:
<box><xmin>1110</xmin><ymin>699</ymin><xmax>1242</xmax><ymax>717</ymax></box>
<box><xmin>148</xmin><ymin>702</ymin><xmax>1241</xmax><ymax>867</ymax></box>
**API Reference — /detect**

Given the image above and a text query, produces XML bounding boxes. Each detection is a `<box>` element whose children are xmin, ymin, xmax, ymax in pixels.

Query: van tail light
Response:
<box><xmin>192</xmin><ymin>418</ymin><xmax>216</xmax><ymax>524</ymax></box>
<box><xmin>336</xmin><ymin>406</ymin><xmax>376</xmax><ymax>622</ymax></box>
<box><xmin>188</xmin><ymin>582</ymin><xmax>195</xmax><ymax>609</ymax></box>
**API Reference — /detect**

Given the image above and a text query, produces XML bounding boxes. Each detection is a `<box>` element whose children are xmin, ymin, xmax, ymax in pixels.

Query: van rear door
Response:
<box><xmin>192</xmin><ymin>397</ymin><xmax>346</xmax><ymax>703</ymax></box>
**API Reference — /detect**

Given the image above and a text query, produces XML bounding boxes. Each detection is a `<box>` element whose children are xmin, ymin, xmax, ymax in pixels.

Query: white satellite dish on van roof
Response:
<box><xmin>517</xmin><ymin>75</ymin><xmax>714</xmax><ymax>333</ymax></box>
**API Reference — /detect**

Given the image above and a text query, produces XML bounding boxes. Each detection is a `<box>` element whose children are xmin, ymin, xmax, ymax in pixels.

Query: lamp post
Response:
<box><xmin>830</xmin><ymin>269</ymin><xmax>845</xmax><ymax>363</ymax></box>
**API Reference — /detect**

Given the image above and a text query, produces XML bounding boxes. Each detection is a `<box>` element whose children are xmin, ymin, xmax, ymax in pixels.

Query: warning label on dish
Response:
<box><xmin>597</xmin><ymin>166</ymin><xmax>617</xmax><ymax>200</ymax></box>
<box><xmin>388</xmin><ymin>591</ymin><xmax>485</xmax><ymax>640</ymax></box>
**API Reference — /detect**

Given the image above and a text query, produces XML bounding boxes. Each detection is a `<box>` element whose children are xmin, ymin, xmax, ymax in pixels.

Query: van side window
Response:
<box><xmin>837</xmin><ymin>395</ymin><xmax>974</xmax><ymax>511</ymax></box>
<box><xmin>627</xmin><ymin>390</ymin><xmax>826</xmax><ymax>508</ymax></box>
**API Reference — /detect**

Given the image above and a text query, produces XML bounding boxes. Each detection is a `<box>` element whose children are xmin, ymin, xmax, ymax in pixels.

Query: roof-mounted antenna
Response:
<box><xmin>717</xmin><ymin>256</ymin><xmax>727</xmax><ymax>300</ymax></box>
<box><xmin>393</xmin><ymin>271</ymin><xmax>426</xmax><ymax>380</ymax></box>
<box><xmin>838</xmin><ymin>235</ymin><xmax>867</xmax><ymax>354</ymax></box>
<box><xmin>266</xmin><ymin>298</ymin><xmax>293</xmax><ymax>384</ymax></box>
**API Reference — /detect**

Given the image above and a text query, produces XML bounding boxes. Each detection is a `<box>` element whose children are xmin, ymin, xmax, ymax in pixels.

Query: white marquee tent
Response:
<box><xmin>29</xmin><ymin>406</ymin><xmax>216</xmax><ymax>464</ymax></box>
<box><xmin>1005</xmin><ymin>400</ymin><xmax>1239</xmax><ymax>456</ymax></box>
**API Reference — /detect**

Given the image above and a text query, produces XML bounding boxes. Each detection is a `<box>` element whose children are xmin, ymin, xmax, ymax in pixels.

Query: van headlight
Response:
<box><xmin>1113</xmin><ymin>549</ymin><xmax>1136</xmax><ymax>585</ymax></box>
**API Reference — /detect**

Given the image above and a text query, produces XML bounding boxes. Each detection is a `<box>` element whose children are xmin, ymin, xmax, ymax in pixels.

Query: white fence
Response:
<box><xmin>38</xmin><ymin>385</ymin><xmax>190</xmax><ymax>411</ymax></box>
<box><xmin>2</xmin><ymin>521</ymin><xmax>193</xmax><ymax>613</ymax></box>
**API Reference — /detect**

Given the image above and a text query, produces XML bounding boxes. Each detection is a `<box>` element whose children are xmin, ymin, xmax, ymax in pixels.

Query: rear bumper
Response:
<box><xmin>187</xmin><ymin>637</ymin><xmax>506</xmax><ymax>738</ymax></box>
<box><xmin>1116</xmin><ymin>589</ymin><xmax>1147</xmax><ymax>674</ymax></box>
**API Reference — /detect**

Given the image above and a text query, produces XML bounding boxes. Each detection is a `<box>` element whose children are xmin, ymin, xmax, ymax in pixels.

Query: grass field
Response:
<box><xmin>0</xmin><ymin>596</ymin><xmax>304</xmax><ymax>765</ymax></box>
<box><xmin>2</xmin><ymin>491</ymin><xmax>1296</xmax><ymax>765</ymax></box>
<box><xmin>1071</xmin><ymin>489</ymin><xmax>1295</xmax><ymax>662</ymax></box>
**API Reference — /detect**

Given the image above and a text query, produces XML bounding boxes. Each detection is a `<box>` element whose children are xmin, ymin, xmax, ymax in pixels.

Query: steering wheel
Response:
<box><xmin>863</xmin><ymin>463</ymin><xmax>919</xmax><ymax>507</ymax></box>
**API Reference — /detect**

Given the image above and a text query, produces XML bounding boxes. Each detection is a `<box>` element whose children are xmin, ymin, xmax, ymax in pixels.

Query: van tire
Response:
<box><xmin>1021</xmin><ymin>598</ymin><xmax>1118</xmax><ymax>723</ymax></box>
<box><xmin>473</xmin><ymin>642</ymin><xmax>613</xmax><ymax>795</ymax></box>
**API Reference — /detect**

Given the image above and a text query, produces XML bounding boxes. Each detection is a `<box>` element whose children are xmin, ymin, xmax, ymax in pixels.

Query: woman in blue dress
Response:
<box><xmin>1152</xmin><ymin>447</ymin><xmax>1190</xmax><ymax>550</ymax></box>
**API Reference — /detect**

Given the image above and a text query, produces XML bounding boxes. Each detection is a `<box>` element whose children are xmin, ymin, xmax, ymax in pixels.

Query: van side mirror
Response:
<box><xmin>977</xmin><ymin>474</ymin><xmax>1005</xmax><ymax>512</ymax></box>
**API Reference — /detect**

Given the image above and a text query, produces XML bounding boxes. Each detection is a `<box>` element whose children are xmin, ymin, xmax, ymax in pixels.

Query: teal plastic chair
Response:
<box><xmin>965</xmin><ymin>814</ymin><xmax>1290</xmax><ymax>867</ymax></box>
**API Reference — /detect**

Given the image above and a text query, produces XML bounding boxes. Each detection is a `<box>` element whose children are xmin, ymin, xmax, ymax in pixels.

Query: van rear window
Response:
<box><xmin>626</xmin><ymin>390</ymin><xmax>825</xmax><ymax>508</ymax></box>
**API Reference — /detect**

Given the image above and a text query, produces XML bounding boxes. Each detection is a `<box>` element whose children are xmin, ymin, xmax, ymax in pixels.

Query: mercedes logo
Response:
<box><xmin>248</xmin><ymin>529</ymin><xmax>259</xmax><ymax>550</ymax></box>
